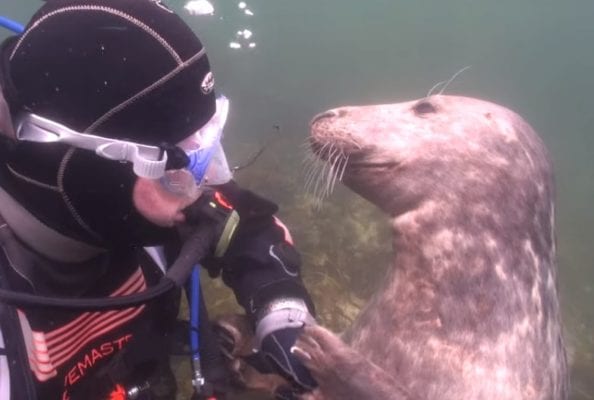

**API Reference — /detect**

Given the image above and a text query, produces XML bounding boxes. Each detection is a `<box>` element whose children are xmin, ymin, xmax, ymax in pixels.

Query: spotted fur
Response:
<box><xmin>300</xmin><ymin>95</ymin><xmax>568</xmax><ymax>400</ymax></box>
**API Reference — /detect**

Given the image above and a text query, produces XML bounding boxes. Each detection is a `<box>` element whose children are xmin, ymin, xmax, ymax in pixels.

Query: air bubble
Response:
<box><xmin>184</xmin><ymin>0</ymin><xmax>214</xmax><ymax>16</ymax></box>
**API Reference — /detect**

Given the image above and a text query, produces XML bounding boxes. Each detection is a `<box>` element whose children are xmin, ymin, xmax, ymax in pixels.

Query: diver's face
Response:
<box><xmin>132</xmin><ymin>177</ymin><xmax>196</xmax><ymax>227</ymax></box>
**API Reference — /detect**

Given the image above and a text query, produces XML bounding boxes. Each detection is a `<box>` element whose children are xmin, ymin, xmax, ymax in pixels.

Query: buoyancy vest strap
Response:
<box><xmin>0</xmin><ymin>259</ymin><xmax>38</xmax><ymax>399</ymax></box>
<box><xmin>0</xmin><ymin>185</ymin><xmax>106</xmax><ymax>263</ymax></box>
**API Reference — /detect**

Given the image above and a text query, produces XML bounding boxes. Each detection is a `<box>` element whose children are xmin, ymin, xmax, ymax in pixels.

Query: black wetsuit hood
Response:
<box><xmin>0</xmin><ymin>0</ymin><xmax>217</xmax><ymax>248</ymax></box>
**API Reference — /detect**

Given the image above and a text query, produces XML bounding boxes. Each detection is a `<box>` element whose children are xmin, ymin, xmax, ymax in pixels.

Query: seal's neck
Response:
<box><xmin>387</xmin><ymin>193</ymin><xmax>554</xmax><ymax>315</ymax></box>
<box><xmin>391</xmin><ymin>198</ymin><xmax>516</xmax><ymax>277</ymax></box>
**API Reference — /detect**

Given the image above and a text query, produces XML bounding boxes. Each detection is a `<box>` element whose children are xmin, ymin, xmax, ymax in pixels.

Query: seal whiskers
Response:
<box><xmin>302</xmin><ymin>140</ymin><xmax>349</xmax><ymax>208</ymax></box>
<box><xmin>425</xmin><ymin>65</ymin><xmax>472</xmax><ymax>99</ymax></box>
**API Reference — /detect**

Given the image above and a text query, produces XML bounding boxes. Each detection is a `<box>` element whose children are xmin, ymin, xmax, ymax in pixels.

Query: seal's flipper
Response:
<box><xmin>0</xmin><ymin>86</ymin><xmax>14</xmax><ymax>139</ymax></box>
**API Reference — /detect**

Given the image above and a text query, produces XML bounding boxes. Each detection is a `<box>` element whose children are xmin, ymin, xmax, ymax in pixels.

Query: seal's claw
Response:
<box><xmin>293</xmin><ymin>324</ymin><xmax>350</xmax><ymax>378</ymax></box>
<box><xmin>302</xmin><ymin>324</ymin><xmax>343</xmax><ymax>351</ymax></box>
<box><xmin>298</xmin><ymin>389</ymin><xmax>324</xmax><ymax>400</ymax></box>
<box><xmin>290</xmin><ymin>345</ymin><xmax>312</xmax><ymax>361</ymax></box>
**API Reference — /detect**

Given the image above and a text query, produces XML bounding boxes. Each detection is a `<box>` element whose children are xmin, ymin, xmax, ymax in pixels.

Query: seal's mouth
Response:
<box><xmin>304</xmin><ymin>134</ymin><xmax>379</xmax><ymax>209</ymax></box>
<box><xmin>309</xmin><ymin>107</ymin><xmax>364</xmax><ymax>158</ymax></box>
<box><xmin>303</xmin><ymin>136</ymin><xmax>353</xmax><ymax>208</ymax></box>
<box><xmin>347</xmin><ymin>159</ymin><xmax>399</xmax><ymax>170</ymax></box>
<box><xmin>306</xmin><ymin>107</ymin><xmax>381</xmax><ymax>207</ymax></box>
<box><xmin>308</xmin><ymin>135</ymin><xmax>364</xmax><ymax>161</ymax></box>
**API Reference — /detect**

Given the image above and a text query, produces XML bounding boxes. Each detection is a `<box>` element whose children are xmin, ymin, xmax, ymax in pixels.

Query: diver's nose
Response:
<box><xmin>310</xmin><ymin>109</ymin><xmax>340</xmax><ymax>126</ymax></box>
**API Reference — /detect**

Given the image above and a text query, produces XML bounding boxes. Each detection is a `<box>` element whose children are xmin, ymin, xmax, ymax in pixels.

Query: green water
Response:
<box><xmin>1</xmin><ymin>0</ymin><xmax>593</xmax><ymax>398</ymax></box>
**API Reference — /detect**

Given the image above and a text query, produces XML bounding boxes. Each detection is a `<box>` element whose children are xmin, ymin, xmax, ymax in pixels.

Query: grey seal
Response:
<box><xmin>293</xmin><ymin>95</ymin><xmax>569</xmax><ymax>400</ymax></box>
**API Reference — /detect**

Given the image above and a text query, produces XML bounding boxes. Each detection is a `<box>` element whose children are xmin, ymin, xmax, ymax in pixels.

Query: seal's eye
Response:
<box><xmin>413</xmin><ymin>101</ymin><xmax>437</xmax><ymax>115</ymax></box>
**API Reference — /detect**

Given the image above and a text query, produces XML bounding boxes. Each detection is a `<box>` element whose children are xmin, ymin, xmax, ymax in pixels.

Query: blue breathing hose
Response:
<box><xmin>189</xmin><ymin>265</ymin><xmax>201</xmax><ymax>362</ymax></box>
<box><xmin>0</xmin><ymin>16</ymin><xmax>24</xmax><ymax>34</ymax></box>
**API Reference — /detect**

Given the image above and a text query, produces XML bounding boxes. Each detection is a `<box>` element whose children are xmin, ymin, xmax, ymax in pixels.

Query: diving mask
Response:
<box><xmin>161</xmin><ymin>95</ymin><xmax>232</xmax><ymax>198</ymax></box>
<box><xmin>13</xmin><ymin>95</ymin><xmax>232</xmax><ymax>196</ymax></box>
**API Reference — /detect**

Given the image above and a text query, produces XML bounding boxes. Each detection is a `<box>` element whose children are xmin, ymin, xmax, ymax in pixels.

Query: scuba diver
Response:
<box><xmin>0</xmin><ymin>0</ymin><xmax>317</xmax><ymax>399</ymax></box>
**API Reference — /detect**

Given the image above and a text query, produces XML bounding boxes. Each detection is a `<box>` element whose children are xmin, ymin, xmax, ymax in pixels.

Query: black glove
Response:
<box><xmin>213</xmin><ymin>312</ymin><xmax>317</xmax><ymax>399</ymax></box>
<box><xmin>260</xmin><ymin>326</ymin><xmax>318</xmax><ymax>392</ymax></box>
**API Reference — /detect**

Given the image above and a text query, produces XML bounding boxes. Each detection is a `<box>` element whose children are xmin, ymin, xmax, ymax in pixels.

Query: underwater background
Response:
<box><xmin>1</xmin><ymin>0</ymin><xmax>593</xmax><ymax>398</ymax></box>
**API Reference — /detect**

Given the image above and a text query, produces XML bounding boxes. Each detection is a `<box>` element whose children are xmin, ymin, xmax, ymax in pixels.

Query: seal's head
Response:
<box><xmin>310</xmin><ymin>95</ymin><xmax>553</xmax><ymax>220</ymax></box>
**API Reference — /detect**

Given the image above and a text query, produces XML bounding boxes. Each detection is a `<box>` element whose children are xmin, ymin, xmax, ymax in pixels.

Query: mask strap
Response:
<box><xmin>14</xmin><ymin>113</ymin><xmax>168</xmax><ymax>179</ymax></box>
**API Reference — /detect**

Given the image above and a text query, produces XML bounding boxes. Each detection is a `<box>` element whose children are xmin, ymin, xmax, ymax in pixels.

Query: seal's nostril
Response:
<box><xmin>310</xmin><ymin>109</ymin><xmax>339</xmax><ymax>125</ymax></box>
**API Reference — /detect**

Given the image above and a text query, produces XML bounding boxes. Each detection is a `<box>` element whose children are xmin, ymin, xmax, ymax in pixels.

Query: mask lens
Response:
<box><xmin>166</xmin><ymin>95</ymin><xmax>231</xmax><ymax>193</ymax></box>
<box><xmin>201</xmin><ymin>141</ymin><xmax>232</xmax><ymax>185</ymax></box>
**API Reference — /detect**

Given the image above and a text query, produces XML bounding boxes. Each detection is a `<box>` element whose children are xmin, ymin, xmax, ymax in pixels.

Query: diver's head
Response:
<box><xmin>0</xmin><ymin>0</ymin><xmax>229</xmax><ymax>247</ymax></box>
